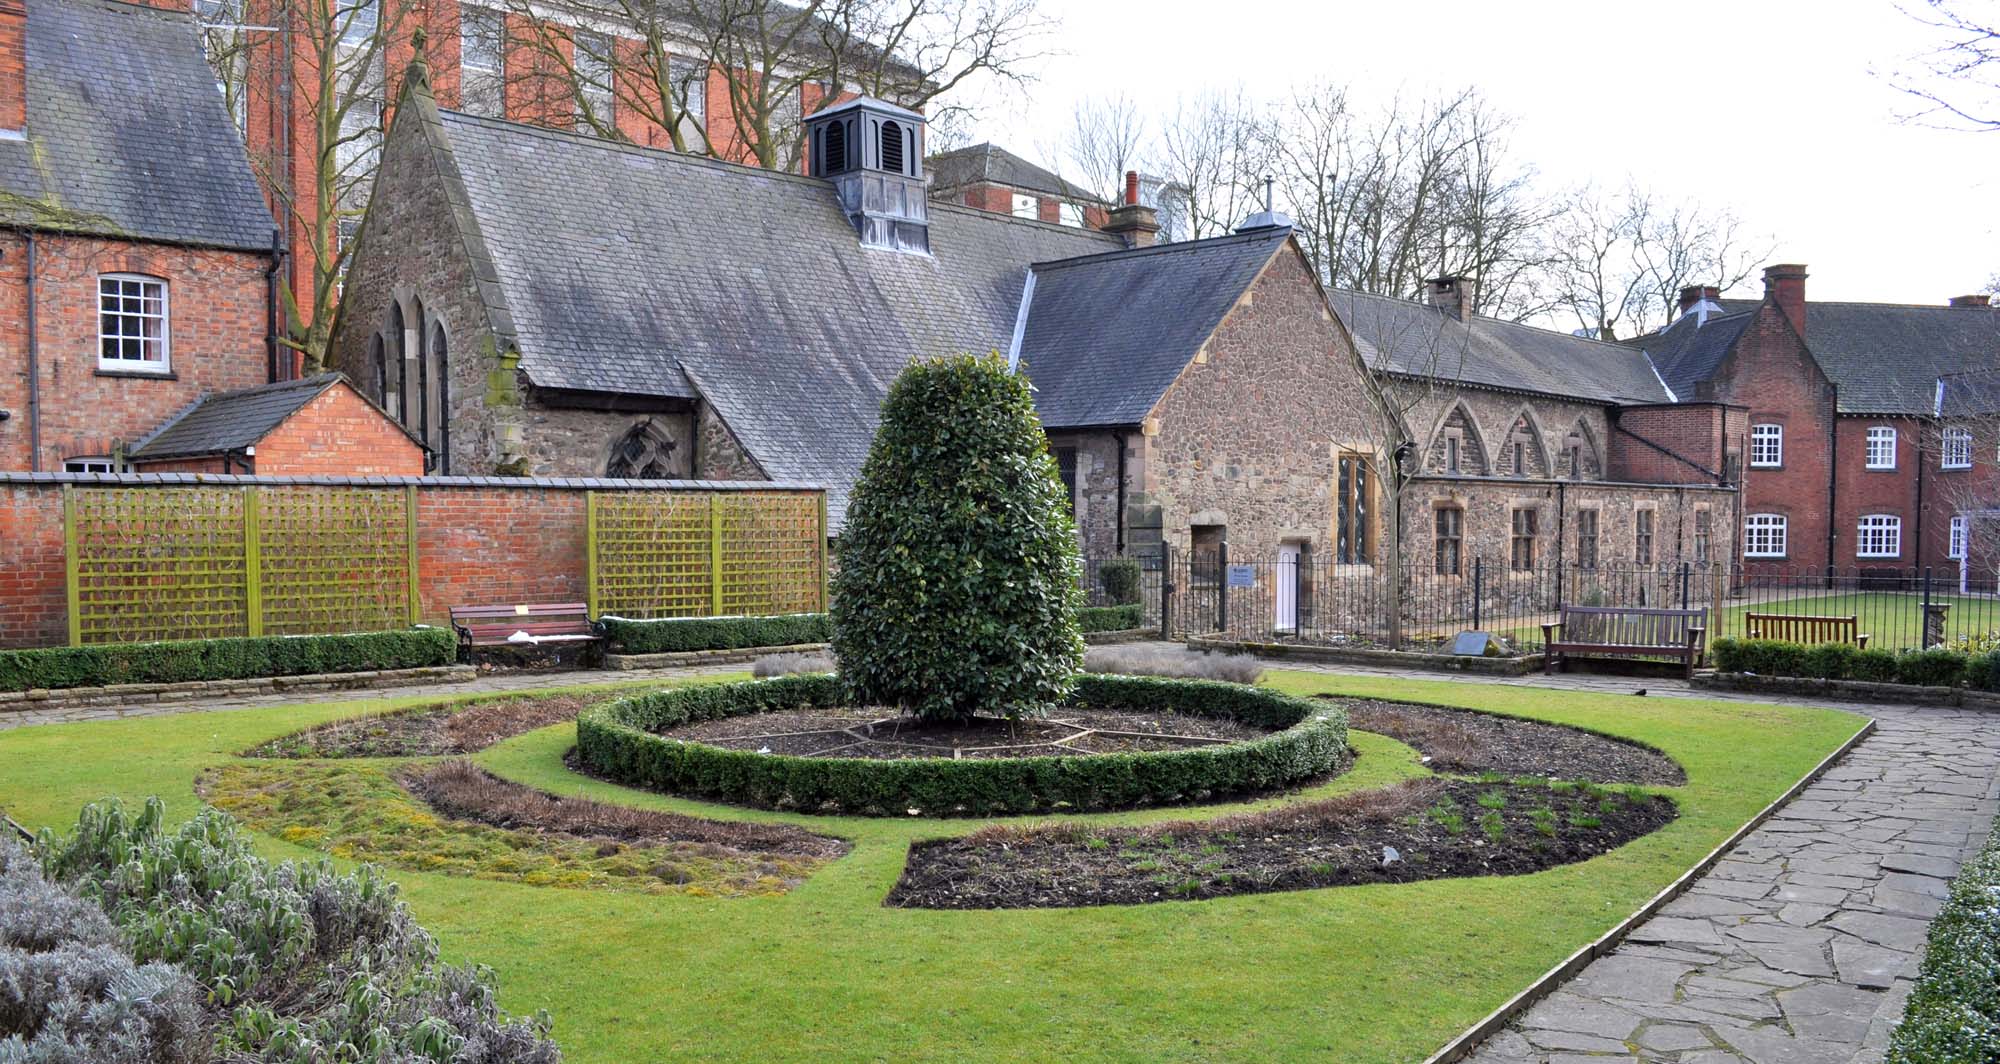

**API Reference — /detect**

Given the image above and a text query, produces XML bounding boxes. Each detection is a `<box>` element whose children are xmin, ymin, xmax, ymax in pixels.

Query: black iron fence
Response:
<box><xmin>1084</xmin><ymin>551</ymin><xmax>2000</xmax><ymax>655</ymax></box>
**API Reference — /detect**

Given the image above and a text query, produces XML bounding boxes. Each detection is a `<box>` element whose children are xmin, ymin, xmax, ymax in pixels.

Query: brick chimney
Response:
<box><xmin>1426</xmin><ymin>275</ymin><xmax>1478</xmax><ymax>320</ymax></box>
<box><xmin>0</xmin><ymin>0</ymin><xmax>24</xmax><ymax>136</ymax></box>
<box><xmin>1677</xmin><ymin>285</ymin><xmax>1721</xmax><ymax>316</ymax></box>
<box><xmin>1102</xmin><ymin>170</ymin><xmax>1158</xmax><ymax>249</ymax></box>
<box><xmin>1949</xmin><ymin>294</ymin><xmax>1991</xmax><ymax>308</ymax></box>
<box><xmin>1763</xmin><ymin>264</ymin><xmax>1808</xmax><ymax>334</ymax></box>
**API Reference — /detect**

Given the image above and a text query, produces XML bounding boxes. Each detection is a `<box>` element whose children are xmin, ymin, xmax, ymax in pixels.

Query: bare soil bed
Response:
<box><xmin>655</xmin><ymin>706</ymin><xmax>1270</xmax><ymax>760</ymax></box>
<box><xmin>1341</xmin><ymin>699</ymin><xmax>1685</xmax><ymax>785</ymax></box>
<box><xmin>248</xmin><ymin>693</ymin><xmax>605</xmax><ymax>758</ymax></box>
<box><xmin>889</xmin><ymin>777</ymin><xmax>1676</xmax><ymax>909</ymax></box>
<box><xmin>400</xmin><ymin>759</ymin><xmax>846</xmax><ymax>862</ymax></box>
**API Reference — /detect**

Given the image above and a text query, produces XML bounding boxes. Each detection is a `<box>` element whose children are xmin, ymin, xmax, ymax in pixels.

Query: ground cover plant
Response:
<box><xmin>1887</xmin><ymin>814</ymin><xmax>2000</xmax><ymax>1063</ymax></box>
<box><xmin>1342</xmin><ymin>699</ymin><xmax>1685</xmax><ymax>784</ymax></box>
<box><xmin>890</xmin><ymin>777</ymin><xmax>1677</xmax><ymax>908</ymax></box>
<box><xmin>198</xmin><ymin>758</ymin><xmax>844</xmax><ymax>896</ymax></box>
<box><xmin>0</xmin><ymin>671</ymin><xmax>1867</xmax><ymax>1064</ymax></box>
<box><xmin>1083</xmin><ymin>643</ymin><xmax>1265</xmax><ymax>684</ymax></box>
<box><xmin>245</xmin><ymin>690</ymin><xmax>631</xmax><ymax>758</ymax></box>
<box><xmin>17</xmin><ymin>797</ymin><xmax>558</xmax><ymax>1063</ymax></box>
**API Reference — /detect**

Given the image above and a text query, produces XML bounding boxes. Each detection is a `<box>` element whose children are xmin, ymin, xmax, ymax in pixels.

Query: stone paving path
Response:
<box><xmin>7</xmin><ymin>648</ymin><xmax>1997</xmax><ymax>1064</ymax></box>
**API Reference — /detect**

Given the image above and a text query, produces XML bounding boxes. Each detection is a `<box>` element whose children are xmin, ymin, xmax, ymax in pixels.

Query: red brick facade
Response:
<box><xmin>128</xmin><ymin>382</ymin><xmax>424</xmax><ymax>476</ymax></box>
<box><xmin>0</xmin><ymin>231</ymin><xmax>273</xmax><ymax>472</ymax></box>
<box><xmin>951</xmin><ymin>184</ymin><xmax>1109</xmax><ymax>230</ymax></box>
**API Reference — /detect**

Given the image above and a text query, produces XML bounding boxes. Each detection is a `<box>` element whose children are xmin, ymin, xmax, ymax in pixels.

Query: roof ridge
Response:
<box><xmin>1030</xmin><ymin>226</ymin><xmax>1290</xmax><ymax>271</ymax></box>
<box><xmin>438</xmin><ymin>109</ymin><xmax>845</xmax><ymax>191</ymax></box>
<box><xmin>1337</xmin><ymin>288</ymin><xmax>1652</xmax><ymax>354</ymax></box>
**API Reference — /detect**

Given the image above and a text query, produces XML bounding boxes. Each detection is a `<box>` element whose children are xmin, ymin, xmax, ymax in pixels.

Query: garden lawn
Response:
<box><xmin>1710</xmin><ymin>590</ymin><xmax>2000</xmax><ymax>650</ymax></box>
<box><xmin>0</xmin><ymin>671</ymin><xmax>1865</xmax><ymax>1064</ymax></box>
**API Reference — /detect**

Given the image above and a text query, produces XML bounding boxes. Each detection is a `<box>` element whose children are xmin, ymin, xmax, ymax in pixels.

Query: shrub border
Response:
<box><xmin>0</xmin><ymin>628</ymin><xmax>459</xmax><ymax>694</ymax></box>
<box><xmin>576</xmin><ymin>673</ymin><xmax>1349</xmax><ymax>817</ymax></box>
<box><xmin>597</xmin><ymin>614</ymin><xmax>830</xmax><ymax>655</ymax></box>
<box><xmin>1711</xmin><ymin>637</ymin><xmax>2000</xmax><ymax>691</ymax></box>
<box><xmin>1888</xmin><ymin>815</ymin><xmax>2000</xmax><ymax>1063</ymax></box>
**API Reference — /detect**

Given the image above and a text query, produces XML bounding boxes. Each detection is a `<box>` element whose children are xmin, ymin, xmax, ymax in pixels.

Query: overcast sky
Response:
<box><xmin>965</xmin><ymin>0</ymin><xmax>1995</xmax><ymax>311</ymax></box>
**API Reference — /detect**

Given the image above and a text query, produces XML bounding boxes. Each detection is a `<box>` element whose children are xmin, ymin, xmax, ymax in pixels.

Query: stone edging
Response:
<box><xmin>1695</xmin><ymin>671</ymin><xmax>2000</xmax><ymax>711</ymax></box>
<box><xmin>1420</xmin><ymin>715</ymin><xmax>1881</xmax><ymax>1064</ymax></box>
<box><xmin>0</xmin><ymin>664</ymin><xmax>478</xmax><ymax>711</ymax></box>
<box><xmin>1188</xmin><ymin>637</ymin><xmax>1544</xmax><ymax>676</ymax></box>
<box><xmin>1084</xmin><ymin>628</ymin><xmax>1155</xmax><ymax>645</ymax></box>
<box><xmin>602</xmin><ymin>643</ymin><xmax>828</xmax><ymax>670</ymax></box>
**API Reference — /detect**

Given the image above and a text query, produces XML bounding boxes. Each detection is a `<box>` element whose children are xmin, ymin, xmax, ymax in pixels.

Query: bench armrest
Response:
<box><xmin>1540</xmin><ymin>621</ymin><xmax>1560</xmax><ymax>640</ymax></box>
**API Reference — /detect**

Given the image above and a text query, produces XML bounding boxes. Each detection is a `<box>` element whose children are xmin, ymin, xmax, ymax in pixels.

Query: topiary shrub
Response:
<box><xmin>831</xmin><ymin>353</ymin><xmax>1084</xmax><ymax>723</ymax></box>
<box><xmin>1801</xmin><ymin>642</ymin><xmax>1858</xmax><ymax>680</ymax></box>
<box><xmin>1098</xmin><ymin>558</ymin><xmax>1142</xmax><ymax>606</ymax></box>
<box><xmin>1850</xmin><ymin>648</ymin><xmax>1901</xmax><ymax>683</ymax></box>
<box><xmin>1896</xmin><ymin>649</ymin><xmax>1969</xmax><ymax>689</ymax></box>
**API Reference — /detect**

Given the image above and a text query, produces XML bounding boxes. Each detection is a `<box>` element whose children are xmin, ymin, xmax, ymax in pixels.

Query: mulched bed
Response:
<box><xmin>1339</xmin><ymin>699</ymin><xmax>1686</xmax><ymax>785</ymax></box>
<box><xmin>247</xmin><ymin>692</ymin><xmax>607</xmax><ymax>758</ymax></box>
<box><xmin>400</xmin><ymin>759</ymin><xmax>846</xmax><ymax>862</ymax></box>
<box><xmin>654</xmin><ymin>706</ymin><xmax>1269</xmax><ymax>761</ymax></box>
<box><xmin>889</xmin><ymin>777</ymin><xmax>1676</xmax><ymax>909</ymax></box>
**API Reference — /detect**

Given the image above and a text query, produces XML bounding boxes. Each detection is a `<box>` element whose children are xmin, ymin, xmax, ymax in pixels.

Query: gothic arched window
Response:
<box><xmin>606</xmin><ymin>419</ymin><xmax>679</xmax><ymax>479</ymax></box>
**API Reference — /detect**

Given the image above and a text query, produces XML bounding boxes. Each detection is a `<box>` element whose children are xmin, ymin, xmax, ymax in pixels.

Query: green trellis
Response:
<box><xmin>64</xmin><ymin>485</ymin><xmax>418</xmax><ymax>646</ymax></box>
<box><xmin>587</xmin><ymin>491</ymin><xmax>825</xmax><ymax>620</ymax></box>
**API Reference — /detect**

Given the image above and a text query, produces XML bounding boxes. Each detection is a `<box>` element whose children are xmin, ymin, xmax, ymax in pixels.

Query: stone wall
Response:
<box><xmin>1394</xmin><ymin>382</ymin><xmax>1612</xmax><ymax>481</ymax></box>
<box><xmin>1047</xmin><ymin>429</ymin><xmax>1125</xmax><ymax>558</ymax></box>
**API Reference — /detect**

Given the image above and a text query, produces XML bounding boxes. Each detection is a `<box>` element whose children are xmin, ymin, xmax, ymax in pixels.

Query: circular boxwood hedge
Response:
<box><xmin>575</xmin><ymin>674</ymin><xmax>1348</xmax><ymax>817</ymax></box>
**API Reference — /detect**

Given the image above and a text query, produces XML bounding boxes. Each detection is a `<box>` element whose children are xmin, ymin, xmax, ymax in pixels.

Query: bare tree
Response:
<box><xmin>1054</xmin><ymin>92</ymin><xmax>1146</xmax><ymax>203</ymax></box>
<box><xmin>1888</xmin><ymin>1</ymin><xmax>2000</xmax><ymax>131</ymax></box>
<box><xmin>1543</xmin><ymin>183</ymin><xmax>1769</xmax><ymax>340</ymax></box>
<box><xmin>1931</xmin><ymin>370</ymin><xmax>2000</xmax><ymax>587</ymax></box>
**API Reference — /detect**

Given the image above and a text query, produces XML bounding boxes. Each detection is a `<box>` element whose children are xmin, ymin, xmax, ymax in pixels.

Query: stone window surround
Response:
<box><xmin>1573</xmin><ymin>505</ymin><xmax>1600</xmax><ymax>570</ymax></box>
<box><xmin>1432</xmin><ymin>500</ymin><xmax>1464</xmax><ymax>576</ymax></box>
<box><xmin>1633</xmin><ymin>502</ymin><xmax>1658</xmax><ymax>566</ymax></box>
<box><xmin>1333</xmin><ymin>448</ymin><xmax>1378</xmax><ymax>570</ymax></box>
<box><xmin>1508</xmin><ymin>502</ymin><xmax>1540</xmax><ymax>572</ymax></box>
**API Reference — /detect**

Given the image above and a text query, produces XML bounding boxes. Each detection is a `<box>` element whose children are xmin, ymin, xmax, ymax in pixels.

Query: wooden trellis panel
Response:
<box><xmin>65</xmin><ymin>487</ymin><xmax>250</xmax><ymax>645</ymax></box>
<box><xmin>64</xmin><ymin>485</ymin><xmax>417</xmax><ymax>645</ymax></box>
<box><xmin>588</xmin><ymin>491</ymin><xmax>825</xmax><ymax>619</ymax></box>
<box><xmin>255</xmin><ymin>486</ymin><xmax>416</xmax><ymax>635</ymax></box>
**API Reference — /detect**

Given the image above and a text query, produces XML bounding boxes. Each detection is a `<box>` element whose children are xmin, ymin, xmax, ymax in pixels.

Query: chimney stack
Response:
<box><xmin>1948</xmin><ymin>294</ymin><xmax>1991</xmax><ymax>309</ymax></box>
<box><xmin>1103</xmin><ymin>169</ymin><xmax>1158</xmax><ymax>249</ymax></box>
<box><xmin>1426</xmin><ymin>275</ymin><xmax>1478</xmax><ymax>321</ymax></box>
<box><xmin>1763</xmin><ymin>263</ymin><xmax>1808</xmax><ymax>334</ymax></box>
<box><xmin>0</xmin><ymin>0</ymin><xmax>23</xmax><ymax>137</ymax></box>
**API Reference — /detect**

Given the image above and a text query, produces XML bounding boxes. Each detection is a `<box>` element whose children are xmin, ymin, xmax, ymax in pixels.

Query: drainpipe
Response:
<box><xmin>22</xmin><ymin>229</ymin><xmax>38</xmax><ymax>471</ymax></box>
<box><xmin>1825</xmin><ymin>384</ymin><xmax>1839</xmax><ymax>580</ymax></box>
<box><xmin>1914</xmin><ymin>432</ymin><xmax>1927</xmax><ymax>570</ymax></box>
<box><xmin>265</xmin><ymin>228</ymin><xmax>288</xmax><ymax>382</ymax></box>
<box><xmin>1115</xmin><ymin>431</ymin><xmax>1128</xmax><ymax>556</ymax></box>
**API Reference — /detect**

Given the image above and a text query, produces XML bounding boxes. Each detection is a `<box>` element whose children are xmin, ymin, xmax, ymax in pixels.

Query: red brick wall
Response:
<box><xmin>253</xmin><ymin>384</ymin><xmax>425</xmax><ymax>475</ymax></box>
<box><xmin>945</xmin><ymin>181</ymin><xmax>1110</xmax><ymax>230</ymax></box>
<box><xmin>1707</xmin><ymin>301</ymin><xmax>1837</xmax><ymax>574</ymax></box>
<box><xmin>0</xmin><ymin>232</ymin><xmax>270</xmax><ymax>472</ymax></box>
<box><xmin>0</xmin><ymin>476</ymin><xmax>820</xmax><ymax>648</ymax></box>
<box><xmin>0</xmin><ymin>0</ymin><xmax>24</xmax><ymax>133</ymax></box>
<box><xmin>1607</xmin><ymin>404</ymin><xmax>1740</xmax><ymax>486</ymax></box>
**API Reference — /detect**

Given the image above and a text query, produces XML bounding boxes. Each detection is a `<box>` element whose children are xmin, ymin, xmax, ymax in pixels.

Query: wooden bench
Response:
<box><xmin>1542</xmin><ymin>605</ymin><xmax>1707</xmax><ymax>679</ymax></box>
<box><xmin>449</xmin><ymin>602</ymin><xmax>599</xmax><ymax>648</ymax></box>
<box><xmin>1744</xmin><ymin>612</ymin><xmax>1869</xmax><ymax>649</ymax></box>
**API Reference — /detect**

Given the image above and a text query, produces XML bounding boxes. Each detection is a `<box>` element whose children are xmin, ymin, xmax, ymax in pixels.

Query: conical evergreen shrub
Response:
<box><xmin>831</xmin><ymin>352</ymin><xmax>1084</xmax><ymax>722</ymax></box>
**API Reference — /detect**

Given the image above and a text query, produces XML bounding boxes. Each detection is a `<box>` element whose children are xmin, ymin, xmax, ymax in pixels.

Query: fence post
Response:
<box><xmin>710</xmin><ymin>496</ymin><xmax>726</xmax><ymax>616</ymax></box>
<box><xmin>584</xmin><ymin>492</ymin><xmax>600</xmax><ymax>619</ymax></box>
<box><xmin>1293</xmin><ymin>551</ymin><xmax>1305</xmax><ymax>636</ymax></box>
<box><xmin>62</xmin><ymin>486</ymin><xmax>80</xmax><ymax>646</ymax></box>
<box><xmin>1679</xmin><ymin>562</ymin><xmax>1691</xmax><ymax>610</ymax></box>
<box><xmin>1159</xmin><ymin>544</ymin><xmax>1174</xmax><ymax>641</ymax></box>
<box><xmin>1215</xmin><ymin>540</ymin><xmax>1229</xmax><ymax>633</ymax></box>
<box><xmin>1472</xmin><ymin>556</ymin><xmax>1483</xmax><ymax>631</ymax></box>
<box><xmin>242</xmin><ymin>486</ymin><xmax>263</xmax><ymax>638</ymax></box>
<box><xmin>406</xmin><ymin>484</ymin><xmax>422</xmax><ymax>624</ymax></box>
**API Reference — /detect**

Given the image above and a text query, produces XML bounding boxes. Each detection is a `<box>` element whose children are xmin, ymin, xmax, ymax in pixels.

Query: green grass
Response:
<box><xmin>0</xmin><ymin>671</ymin><xmax>1865</xmax><ymax>1064</ymax></box>
<box><xmin>1711</xmin><ymin>591</ymin><xmax>2000</xmax><ymax>651</ymax></box>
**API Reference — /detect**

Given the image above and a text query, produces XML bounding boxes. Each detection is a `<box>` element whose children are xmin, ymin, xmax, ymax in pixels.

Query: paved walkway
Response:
<box><xmin>6</xmin><ymin>651</ymin><xmax>1997</xmax><ymax>1063</ymax></box>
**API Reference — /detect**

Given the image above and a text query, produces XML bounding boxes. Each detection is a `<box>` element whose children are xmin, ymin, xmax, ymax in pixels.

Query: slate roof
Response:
<box><xmin>1708</xmin><ymin>299</ymin><xmax>2000</xmax><ymax>414</ymax></box>
<box><xmin>1017</xmin><ymin>228</ymin><xmax>1291</xmax><ymax>428</ymax></box>
<box><xmin>928</xmin><ymin>142</ymin><xmax>1108</xmax><ymax>204</ymax></box>
<box><xmin>1628</xmin><ymin>308</ymin><xmax>1756</xmax><ymax>402</ymax></box>
<box><xmin>1331</xmin><ymin>291</ymin><xmax>1676</xmax><ymax>405</ymax></box>
<box><xmin>0</xmin><ymin>0</ymin><xmax>272</xmax><ymax>249</ymax></box>
<box><xmin>430</xmin><ymin>110</ymin><xmax>1122</xmax><ymax>524</ymax></box>
<box><xmin>1939</xmin><ymin>367</ymin><xmax>2000</xmax><ymax>418</ymax></box>
<box><xmin>130</xmin><ymin>375</ymin><xmax>351</xmax><ymax>459</ymax></box>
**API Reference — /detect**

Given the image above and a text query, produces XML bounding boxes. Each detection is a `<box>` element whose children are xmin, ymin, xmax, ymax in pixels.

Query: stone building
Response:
<box><xmin>1636</xmin><ymin>266</ymin><xmax>2000</xmax><ymax>584</ymax></box>
<box><xmin>0</xmin><ymin>0</ymin><xmax>410</xmax><ymax>475</ymax></box>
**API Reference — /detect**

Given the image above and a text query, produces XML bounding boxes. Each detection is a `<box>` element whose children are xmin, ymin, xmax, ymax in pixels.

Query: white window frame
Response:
<box><xmin>1058</xmin><ymin>202</ymin><xmax>1085</xmax><ymax>228</ymax></box>
<box><xmin>97</xmin><ymin>274</ymin><xmax>170</xmax><ymax>373</ymax></box>
<box><xmin>668</xmin><ymin>54</ymin><xmax>708</xmax><ymax>140</ymax></box>
<box><xmin>1857</xmin><ymin>514</ymin><xmax>1903</xmax><ymax>558</ymax></box>
<box><xmin>1744</xmin><ymin>513</ymin><xmax>1788</xmax><ymax>558</ymax></box>
<box><xmin>1866</xmin><ymin>425</ymin><xmax>1897</xmax><ymax>470</ymax></box>
<box><xmin>1950</xmin><ymin>514</ymin><xmax>1969</xmax><ymax>560</ymax></box>
<box><xmin>458</xmin><ymin>3</ymin><xmax>505</xmax><ymax>118</ymax></box>
<box><xmin>1010</xmin><ymin>193</ymin><xmax>1037</xmax><ymax>220</ymax></box>
<box><xmin>62</xmin><ymin>456</ymin><xmax>127</xmax><ymax>474</ymax></box>
<box><xmin>1943</xmin><ymin>427</ymin><xmax>1974</xmax><ymax>470</ymax></box>
<box><xmin>572</xmin><ymin>28</ymin><xmax>614</xmax><ymax>128</ymax></box>
<box><xmin>1749</xmin><ymin>423</ymin><xmax>1783</xmax><ymax>467</ymax></box>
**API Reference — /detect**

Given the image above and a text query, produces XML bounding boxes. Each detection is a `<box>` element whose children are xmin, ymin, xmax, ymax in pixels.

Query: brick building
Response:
<box><xmin>927</xmin><ymin>143</ymin><xmax>1111</xmax><ymax>230</ymax></box>
<box><xmin>0</xmin><ymin>0</ymin><xmax>411</xmax><ymax>476</ymax></box>
<box><xmin>333</xmin><ymin>59</ymin><xmax>1741</xmax><ymax>611</ymax></box>
<box><xmin>1638</xmin><ymin>266</ymin><xmax>2000</xmax><ymax>585</ymax></box>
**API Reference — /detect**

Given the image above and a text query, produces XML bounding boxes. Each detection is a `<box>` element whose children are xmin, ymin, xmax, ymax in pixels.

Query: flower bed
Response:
<box><xmin>576</xmin><ymin>673</ymin><xmax>1349</xmax><ymax>816</ymax></box>
<box><xmin>0</xmin><ymin>627</ymin><xmax>457</xmax><ymax>693</ymax></box>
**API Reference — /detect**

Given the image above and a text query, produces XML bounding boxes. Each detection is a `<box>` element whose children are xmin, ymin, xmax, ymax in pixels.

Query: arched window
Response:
<box><xmin>385</xmin><ymin>302</ymin><xmax>407</xmax><ymax>424</ymax></box>
<box><xmin>368</xmin><ymin>333</ymin><xmax>386</xmax><ymax>406</ymax></box>
<box><xmin>824</xmin><ymin>118</ymin><xmax>846</xmax><ymax>172</ymax></box>
<box><xmin>606</xmin><ymin>419</ymin><xmax>678</xmax><ymax>479</ymax></box>
<box><xmin>880</xmin><ymin>119</ymin><xmax>903</xmax><ymax>174</ymax></box>
<box><xmin>426</xmin><ymin>320</ymin><xmax>450</xmax><ymax>472</ymax></box>
<box><xmin>410</xmin><ymin>300</ymin><xmax>429</xmax><ymax>449</ymax></box>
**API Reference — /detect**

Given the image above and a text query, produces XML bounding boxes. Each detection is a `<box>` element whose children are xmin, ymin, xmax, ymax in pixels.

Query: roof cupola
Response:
<box><xmin>807</xmin><ymin>96</ymin><xmax>930</xmax><ymax>254</ymax></box>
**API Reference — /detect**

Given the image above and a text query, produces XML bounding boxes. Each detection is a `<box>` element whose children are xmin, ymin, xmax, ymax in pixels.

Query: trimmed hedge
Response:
<box><xmin>1888</xmin><ymin>819</ymin><xmax>2000</xmax><ymax>1063</ymax></box>
<box><xmin>0</xmin><ymin>627</ymin><xmax>457</xmax><ymax>693</ymax></box>
<box><xmin>1099</xmin><ymin>558</ymin><xmax>1142</xmax><ymax>606</ymax></box>
<box><xmin>1079</xmin><ymin>604</ymin><xmax>1144</xmax><ymax>633</ymax></box>
<box><xmin>1712</xmin><ymin>637</ymin><xmax>1992</xmax><ymax>690</ymax></box>
<box><xmin>577</xmin><ymin>673</ymin><xmax>1348</xmax><ymax>816</ymax></box>
<box><xmin>600</xmin><ymin>613</ymin><xmax>831</xmax><ymax>654</ymax></box>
